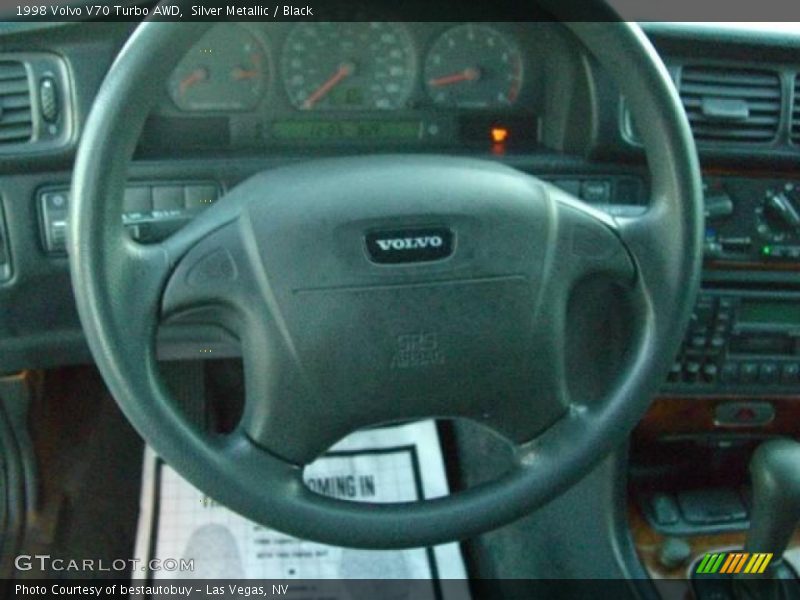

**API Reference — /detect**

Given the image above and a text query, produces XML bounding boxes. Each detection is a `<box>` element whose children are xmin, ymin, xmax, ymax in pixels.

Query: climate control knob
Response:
<box><xmin>756</xmin><ymin>189</ymin><xmax>800</xmax><ymax>242</ymax></box>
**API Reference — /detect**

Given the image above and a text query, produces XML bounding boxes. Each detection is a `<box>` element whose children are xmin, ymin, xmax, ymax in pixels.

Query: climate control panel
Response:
<box><xmin>703</xmin><ymin>176</ymin><xmax>800</xmax><ymax>264</ymax></box>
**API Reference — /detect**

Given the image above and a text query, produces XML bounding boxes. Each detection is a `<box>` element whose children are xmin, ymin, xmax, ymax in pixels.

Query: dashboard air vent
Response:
<box><xmin>0</xmin><ymin>60</ymin><xmax>33</xmax><ymax>145</ymax></box>
<box><xmin>792</xmin><ymin>75</ymin><xmax>800</xmax><ymax>144</ymax></box>
<box><xmin>679</xmin><ymin>66</ymin><xmax>781</xmax><ymax>143</ymax></box>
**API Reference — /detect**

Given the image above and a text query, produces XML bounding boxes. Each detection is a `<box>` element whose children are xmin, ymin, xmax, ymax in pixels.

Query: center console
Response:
<box><xmin>630</xmin><ymin>173</ymin><xmax>800</xmax><ymax>583</ymax></box>
<box><xmin>667</xmin><ymin>175</ymin><xmax>800</xmax><ymax>396</ymax></box>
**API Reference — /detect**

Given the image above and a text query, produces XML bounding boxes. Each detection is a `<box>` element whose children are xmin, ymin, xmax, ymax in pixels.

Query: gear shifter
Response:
<box><xmin>745</xmin><ymin>439</ymin><xmax>800</xmax><ymax>564</ymax></box>
<box><xmin>735</xmin><ymin>439</ymin><xmax>800</xmax><ymax>600</ymax></box>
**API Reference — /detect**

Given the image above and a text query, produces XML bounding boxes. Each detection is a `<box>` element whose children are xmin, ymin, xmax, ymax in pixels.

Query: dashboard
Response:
<box><xmin>2</xmin><ymin>18</ymin><xmax>800</xmax><ymax>585</ymax></box>
<box><xmin>1</xmin><ymin>19</ymin><xmax>800</xmax><ymax>383</ymax></box>
<box><xmin>146</xmin><ymin>22</ymin><xmax>547</xmax><ymax>152</ymax></box>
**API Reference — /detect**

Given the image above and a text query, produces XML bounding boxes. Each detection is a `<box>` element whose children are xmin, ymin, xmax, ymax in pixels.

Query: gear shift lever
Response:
<box><xmin>745</xmin><ymin>439</ymin><xmax>800</xmax><ymax>567</ymax></box>
<box><xmin>734</xmin><ymin>439</ymin><xmax>800</xmax><ymax>600</ymax></box>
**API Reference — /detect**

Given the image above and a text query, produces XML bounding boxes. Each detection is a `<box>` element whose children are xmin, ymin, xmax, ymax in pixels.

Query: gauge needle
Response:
<box><xmin>179</xmin><ymin>67</ymin><xmax>208</xmax><ymax>95</ymax></box>
<box><xmin>232</xmin><ymin>67</ymin><xmax>259</xmax><ymax>80</ymax></box>
<box><xmin>302</xmin><ymin>62</ymin><xmax>355</xmax><ymax>110</ymax></box>
<box><xmin>429</xmin><ymin>67</ymin><xmax>481</xmax><ymax>87</ymax></box>
<box><xmin>232</xmin><ymin>52</ymin><xmax>262</xmax><ymax>81</ymax></box>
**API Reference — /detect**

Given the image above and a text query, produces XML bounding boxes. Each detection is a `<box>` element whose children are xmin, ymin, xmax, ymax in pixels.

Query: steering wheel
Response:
<box><xmin>68</xmin><ymin>12</ymin><xmax>702</xmax><ymax>549</ymax></box>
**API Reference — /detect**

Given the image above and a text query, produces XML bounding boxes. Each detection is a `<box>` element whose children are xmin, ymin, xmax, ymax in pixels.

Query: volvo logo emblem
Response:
<box><xmin>366</xmin><ymin>228</ymin><xmax>454</xmax><ymax>264</ymax></box>
<box><xmin>375</xmin><ymin>236</ymin><xmax>443</xmax><ymax>251</ymax></box>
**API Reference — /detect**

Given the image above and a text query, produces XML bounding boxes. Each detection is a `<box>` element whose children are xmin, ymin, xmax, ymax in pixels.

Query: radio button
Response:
<box><xmin>781</xmin><ymin>363</ymin><xmax>799</xmax><ymax>384</ymax></box>
<box><xmin>720</xmin><ymin>363</ymin><xmax>739</xmax><ymax>383</ymax></box>
<box><xmin>710</xmin><ymin>335</ymin><xmax>726</xmax><ymax>349</ymax></box>
<box><xmin>668</xmin><ymin>361</ymin><xmax>682</xmax><ymax>383</ymax></box>
<box><xmin>684</xmin><ymin>361</ymin><xmax>701</xmax><ymax>382</ymax></box>
<box><xmin>740</xmin><ymin>363</ymin><xmax>759</xmax><ymax>383</ymax></box>
<box><xmin>702</xmin><ymin>363</ymin><xmax>719</xmax><ymax>383</ymax></box>
<box><xmin>758</xmin><ymin>363</ymin><xmax>779</xmax><ymax>384</ymax></box>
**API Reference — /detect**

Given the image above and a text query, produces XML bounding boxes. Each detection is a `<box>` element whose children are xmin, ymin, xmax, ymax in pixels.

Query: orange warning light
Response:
<box><xmin>491</xmin><ymin>127</ymin><xmax>509</xmax><ymax>143</ymax></box>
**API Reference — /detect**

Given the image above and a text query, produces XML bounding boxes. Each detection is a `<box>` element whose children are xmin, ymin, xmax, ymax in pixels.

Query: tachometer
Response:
<box><xmin>167</xmin><ymin>24</ymin><xmax>269</xmax><ymax>112</ymax></box>
<box><xmin>281</xmin><ymin>22</ymin><xmax>415</xmax><ymax>111</ymax></box>
<box><xmin>424</xmin><ymin>24</ymin><xmax>523</xmax><ymax>109</ymax></box>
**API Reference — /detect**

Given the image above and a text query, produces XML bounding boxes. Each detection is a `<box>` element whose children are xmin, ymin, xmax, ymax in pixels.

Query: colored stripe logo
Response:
<box><xmin>696</xmin><ymin>552</ymin><xmax>773</xmax><ymax>574</ymax></box>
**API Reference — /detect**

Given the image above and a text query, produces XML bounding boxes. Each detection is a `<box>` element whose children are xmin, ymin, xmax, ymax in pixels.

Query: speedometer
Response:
<box><xmin>281</xmin><ymin>22</ymin><xmax>415</xmax><ymax>111</ymax></box>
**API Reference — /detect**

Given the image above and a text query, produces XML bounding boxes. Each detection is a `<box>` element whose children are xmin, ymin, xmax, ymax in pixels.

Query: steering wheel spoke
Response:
<box><xmin>548</xmin><ymin>185</ymin><xmax>637</xmax><ymax>291</ymax></box>
<box><xmin>161</xmin><ymin>220</ymin><xmax>253</xmax><ymax>324</ymax></box>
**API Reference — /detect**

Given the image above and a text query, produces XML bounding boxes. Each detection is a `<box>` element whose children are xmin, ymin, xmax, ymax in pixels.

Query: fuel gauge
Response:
<box><xmin>168</xmin><ymin>24</ymin><xmax>269</xmax><ymax>112</ymax></box>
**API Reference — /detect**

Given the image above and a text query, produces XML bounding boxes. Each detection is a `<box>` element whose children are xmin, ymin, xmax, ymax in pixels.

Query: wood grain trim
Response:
<box><xmin>634</xmin><ymin>396</ymin><xmax>800</xmax><ymax>443</ymax></box>
<box><xmin>703</xmin><ymin>167</ymin><xmax>800</xmax><ymax>179</ymax></box>
<box><xmin>630</xmin><ymin>501</ymin><xmax>800</xmax><ymax>581</ymax></box>
<box><xmin>705</xmin><ymin>259</ymin><xmax>800</xmax><ymax>273</ymax></box>
<box><xmin>631</xmin><ymin>394</ymin><xmax>800</xmax><ymax>583</ymax></box>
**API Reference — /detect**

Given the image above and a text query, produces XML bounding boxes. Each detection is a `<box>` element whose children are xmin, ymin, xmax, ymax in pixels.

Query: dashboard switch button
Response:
<box><xmin>152</xmin><ymin>185</ymin><xmax>184</xmax><ymax>213</ymax></box>
<box><xmin>39</xmin><ymin>76</ymin><xmax>59</xmax><ymax>123</ymax></box>
<box><xmin>715</xmin><ymin>401</ymin><xmax>775</xmax><ymax>427</ymax></box>
<box><xmin>650</xmin><ymin>494</ymin><xmax>680</xmax><ymax>526</ymax></box>
<box><xmin>185</xmin><ymin>185</ymin><xmax>218</xmax><ymax>209</ymax></box>
<box><xmin>580</xmin><ymin>179</ymin><xmax>611</xmax><ymax>204</ymax></box>
<box><xmin>123</xmin><ymin>186</ymin><xmax>152</xmax><ymax>216</ymax></box>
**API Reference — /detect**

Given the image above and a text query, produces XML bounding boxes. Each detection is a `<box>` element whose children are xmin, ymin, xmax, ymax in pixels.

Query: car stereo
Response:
<box><xmin>667</xmin><ymin>290</ymin><xmax>800</xmax><ymax>393</ymax></box>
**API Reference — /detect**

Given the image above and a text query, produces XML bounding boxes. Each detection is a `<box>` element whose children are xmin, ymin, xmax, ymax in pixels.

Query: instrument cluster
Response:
<box><xmin>166</xmin><ymin>22</ymin><xmax>527</xmax><ymax>112</ymax></box>
<box><xmin>156</xmin><ymin>22</ymin><xmax>543</xmax><ymax>148</ymax></box>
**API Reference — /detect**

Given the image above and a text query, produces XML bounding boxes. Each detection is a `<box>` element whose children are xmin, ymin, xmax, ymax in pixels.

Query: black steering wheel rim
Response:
<box><xmin>68</xmin><ymin>12</ymin><xmax>703</xmax><ymax>549</ymax></box>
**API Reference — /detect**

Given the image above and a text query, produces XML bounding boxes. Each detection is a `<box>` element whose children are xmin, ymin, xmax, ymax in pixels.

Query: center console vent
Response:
<box><xmin>0</xmin><ymin>60</ymin><xmax>33</xmax><ymax>145</ymax></box>
<box><xmin>679</xmin><ymin>66</ymin><xmax>781</xmax><ymax>143</ymax></box>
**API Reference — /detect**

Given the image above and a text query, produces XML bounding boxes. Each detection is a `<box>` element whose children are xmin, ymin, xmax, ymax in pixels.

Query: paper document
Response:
<box><xmin>133</xmin><ymin>420</ymin><xmax>469</xmax><ymax>598</ymax></box>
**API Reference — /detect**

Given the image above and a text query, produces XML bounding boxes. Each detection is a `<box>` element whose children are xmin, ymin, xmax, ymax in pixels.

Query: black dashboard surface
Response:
<box><xmin>1</xmin><ymin>20</ymin><xmax>800</xmax><ymax>374</ymax></box>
